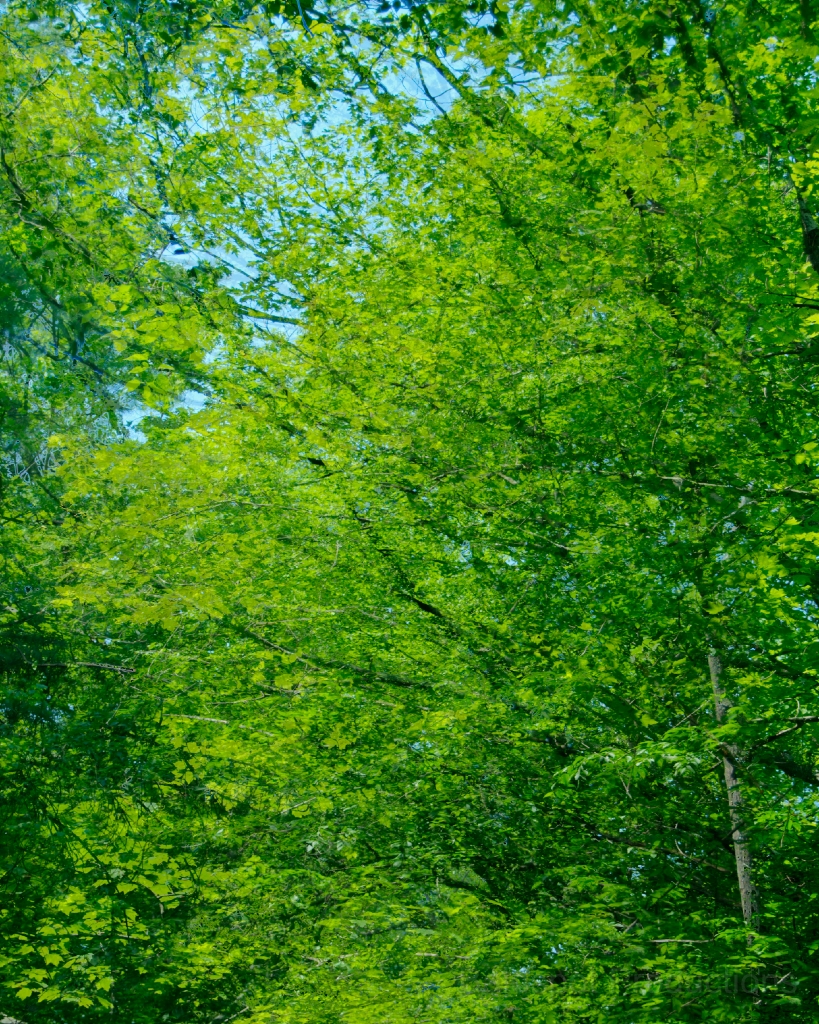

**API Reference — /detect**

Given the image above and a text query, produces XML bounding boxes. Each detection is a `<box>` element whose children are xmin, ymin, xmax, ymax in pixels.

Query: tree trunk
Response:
<box><xmin>709</xmin><ymin>651</ymin><xmax>759</xmax><ymax>931</ymax></box>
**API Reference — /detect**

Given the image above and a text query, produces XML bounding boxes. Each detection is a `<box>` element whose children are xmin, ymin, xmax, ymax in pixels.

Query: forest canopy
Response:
<box><xmin>2</xmin><ymin>0</ymin><xmax>819</xmax><ymax>1021</ymax></box>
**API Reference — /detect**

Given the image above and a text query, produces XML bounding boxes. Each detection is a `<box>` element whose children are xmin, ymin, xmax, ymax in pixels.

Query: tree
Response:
<box><xmin>3</xmin><ymin>0</ymin><xmax>819</xmax><ymax>1021</ymax></box>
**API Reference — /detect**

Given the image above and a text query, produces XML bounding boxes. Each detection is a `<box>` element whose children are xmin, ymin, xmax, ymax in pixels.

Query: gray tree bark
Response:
<box><xmin>709</xmin><ymin>651</ymin><xmax>759</xmax><ymax>931</ymax></box>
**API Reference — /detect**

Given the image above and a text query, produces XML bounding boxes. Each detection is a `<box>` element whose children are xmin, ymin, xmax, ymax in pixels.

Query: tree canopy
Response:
<box><xmin>3</xmin><ymin>0</ymin><xmax>819</xmax><ymax>1021</ymax></box>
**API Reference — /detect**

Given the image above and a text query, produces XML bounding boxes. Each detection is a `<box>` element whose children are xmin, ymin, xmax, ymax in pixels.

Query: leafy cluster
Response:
<box><xmin>2</xmin><ymin>1</ymin><xmax>819</xmax><ymax>1022</ymax></box>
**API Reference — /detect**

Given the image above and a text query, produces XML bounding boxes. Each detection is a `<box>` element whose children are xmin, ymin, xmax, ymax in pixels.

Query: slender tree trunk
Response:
<box><xmin>709</xmin><ymin>651</ymin><xmax>759</xmax><ymax>931</ymax></box>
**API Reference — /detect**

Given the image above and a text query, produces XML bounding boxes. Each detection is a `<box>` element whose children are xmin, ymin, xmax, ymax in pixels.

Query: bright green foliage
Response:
<box><xmin>3</xmin><ymin>1</ymin><xmax>819</xmax><ymax>1022</ymax></box>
